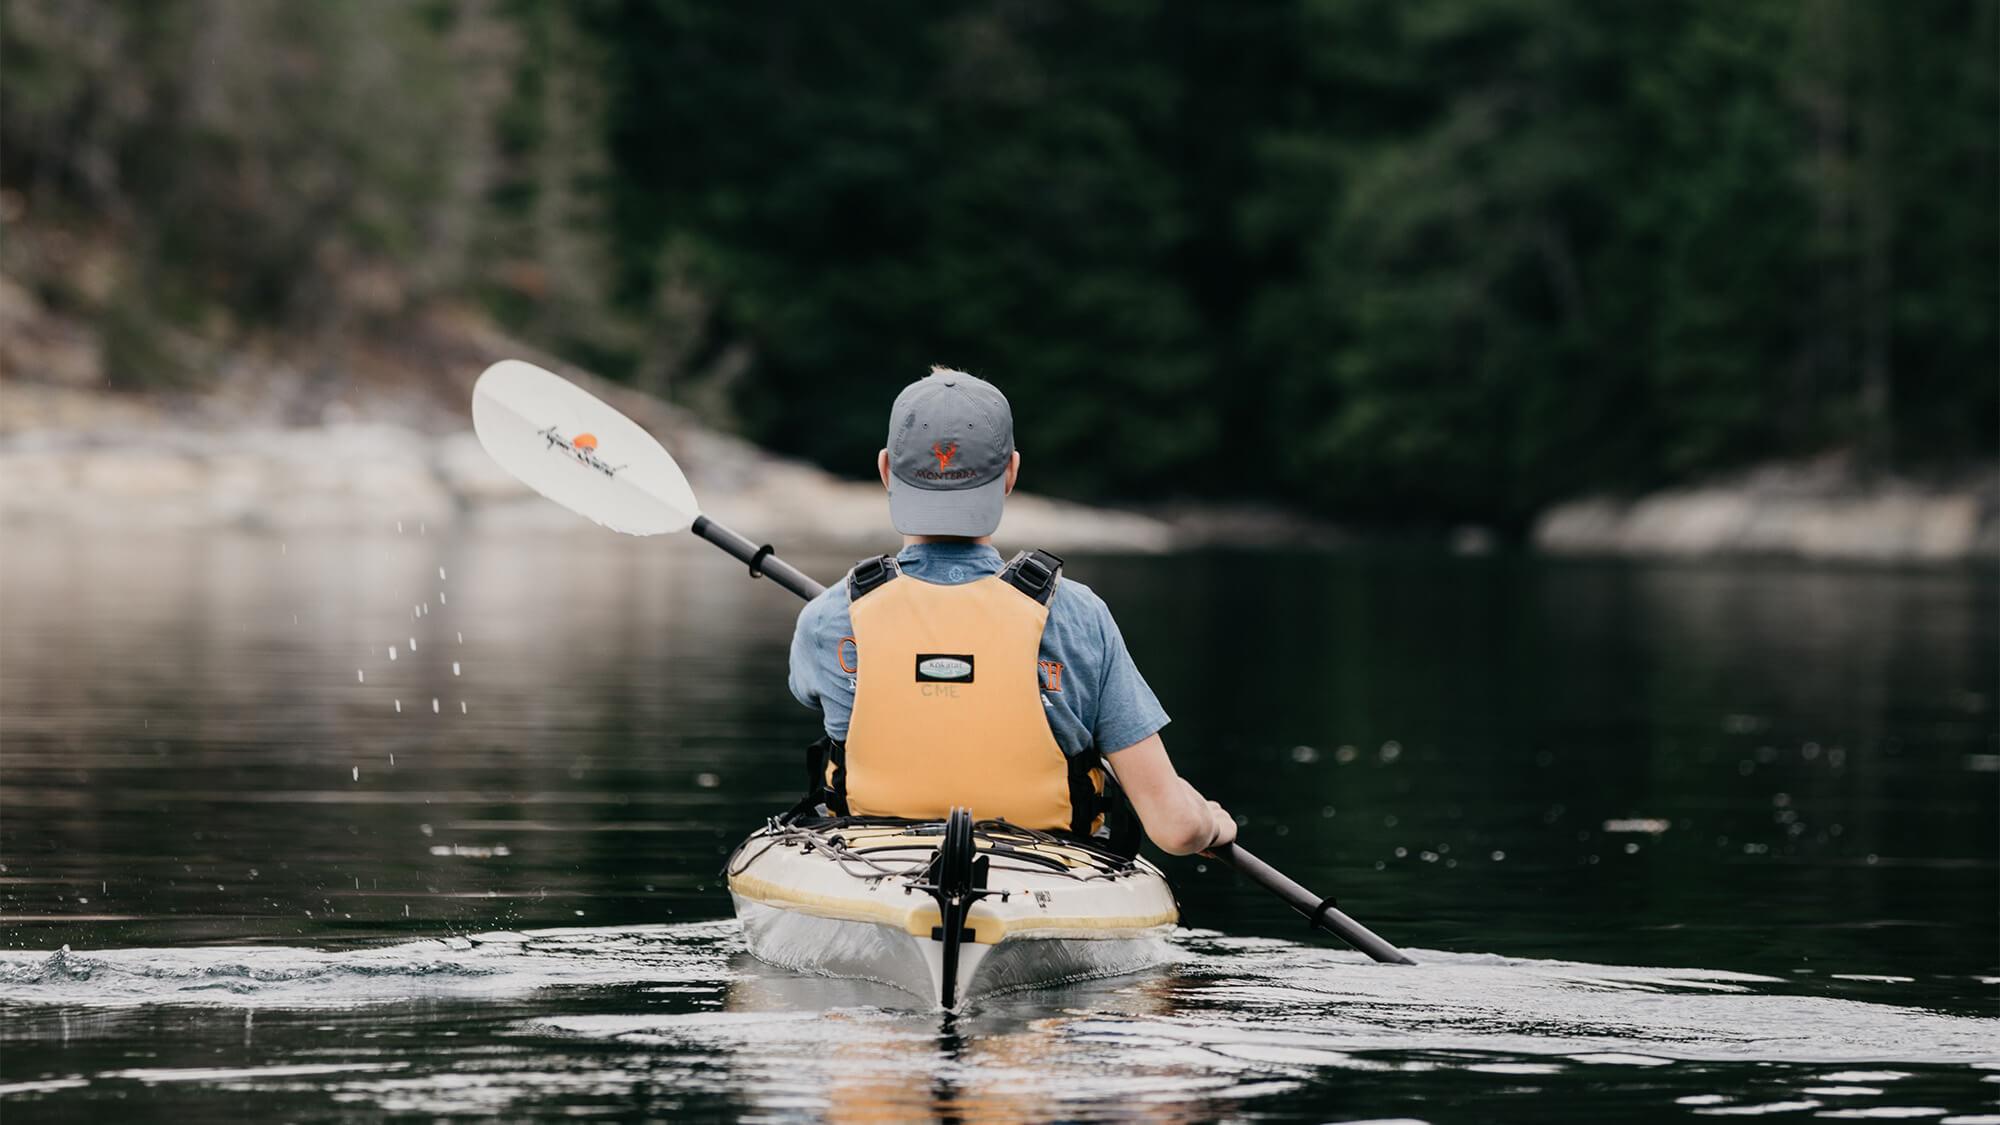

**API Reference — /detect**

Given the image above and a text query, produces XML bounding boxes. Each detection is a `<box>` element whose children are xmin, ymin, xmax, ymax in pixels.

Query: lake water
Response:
<box><xmin>2</xmin><ymin>530</ymin><xmax>1995</xmax><ymax>1122</ymax></box>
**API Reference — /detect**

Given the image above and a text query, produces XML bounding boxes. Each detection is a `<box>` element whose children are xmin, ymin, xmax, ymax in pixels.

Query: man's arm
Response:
<box><xmin>1107</xmin><ymin>733</ymin><xmax>1237</xmax><ymax>856</ymax></box>
<box><xmin>787</xmin><ymin>598</ymin><xmax>824</xmax><ymax>711</ymax></box>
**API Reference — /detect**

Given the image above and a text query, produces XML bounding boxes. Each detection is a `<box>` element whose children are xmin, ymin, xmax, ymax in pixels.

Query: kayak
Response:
<box><xmin>725</xmin><ymin>809</ymin><xmax>1178</xmax><ymax>1009</ymax></box>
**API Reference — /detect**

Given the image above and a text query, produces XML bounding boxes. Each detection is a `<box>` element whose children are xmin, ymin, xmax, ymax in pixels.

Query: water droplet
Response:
<box><xmin>431</xmin><ymin>698</ymin><xmax>439</xmax><ymax>714</ymax></box>
<box><xmin>352</xmin><ymin>766</ymin><xmax>359</xmax><ymax>781</ymax></box>
<box><xmin>281</xmin><ymin>542</ymin><xmax>288</xmax><ymax>555</ymax></box>
<box><xmin>408</xmin><ymin>637</ymin><xmax>417</xmax><ymax>651</ymax></box>
<box><xmin>357</xmin><ymin>669</ymin><xmax>365</xmax><ymax>683</ymax></box>
<box><xmin>1490</xmin><ymin>850</ymin><xmax>1507</xmax><ymax>861</ymax></box>
<box><xmin>419</xmin><ymin>523</ymin><xmax>426</xmax><ymax>535</ymax></box>
<box><xmin>394</xmin><ymin>700</ymin><xmax>402</xmax><ymax>713</ymax></box>
<box><xmin>452</xmin><ymin>662</ymin><xmax>461</xmax><ymax>676</ymax></box>
<box><xmin>456</xmin><ymin>632</ymin><xmax>463</xmax><ymax>644</ymax></box>
<box><xmin>389</xmin><ymin>646</ymin><xmax>398</xmax><ymax>661</ymax></box>
<box><xmin>397</xmin><ymin>521</ymin><xmax>404</xmax><ymax>534</ymax></box>
<box><xmin>459</xmin><ymin>701</ymin><xmax>467</xmax><ymax>714</ymax></box>
<box><xmin>438</xmin><ymin>591</ymin><xmax>446</xmax><ymax>605</ymax></box>
<box><xmin>389</xmin><ymin>753</ymin><xmax>395</xmax><ymax>766</ymax></box>
<box><xmin>438</xmin><ymin>566</ymin><xmax>447</xmax><ymax>581</ymax></box>
<box><xmin>695</xmin><ymin>772</ymin><xmax>721</xmax><ymax>788</ymax></box>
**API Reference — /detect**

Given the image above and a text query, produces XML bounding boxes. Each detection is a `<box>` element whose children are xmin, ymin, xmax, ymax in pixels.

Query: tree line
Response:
<box><xmin>4</xmin><ymin>0</ymin><xmax>1993</xmax><ymax>526</ymax></box>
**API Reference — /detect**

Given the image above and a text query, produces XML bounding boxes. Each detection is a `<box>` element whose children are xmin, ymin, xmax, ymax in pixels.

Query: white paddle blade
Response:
<box><xmin>472</xmin><ymin>360</ymin><xmax>700</xmax><ymax>536</ymax></box>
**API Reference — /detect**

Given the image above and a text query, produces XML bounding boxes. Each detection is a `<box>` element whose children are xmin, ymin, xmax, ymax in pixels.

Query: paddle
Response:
<box><xmin>470</xmin><ymin>360</ymin><xmax>822</xmax><ymax>600</ymax></box>
<box><xmin>472</xmin><ymin>359</ymin><xmax>1417</xmax><ymax>966</ymax></box>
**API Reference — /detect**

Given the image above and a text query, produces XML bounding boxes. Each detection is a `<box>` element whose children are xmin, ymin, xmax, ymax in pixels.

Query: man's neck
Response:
<box><xmin>902</xmin><ymin>535</ymin><xmax>994</xmax><ymax>547</ymax></box>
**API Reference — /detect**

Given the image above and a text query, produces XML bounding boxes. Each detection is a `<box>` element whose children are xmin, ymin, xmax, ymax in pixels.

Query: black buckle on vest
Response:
<box><xmin>847</xmin><ymin>555</ymin><xmax>899</xmax><ymax>602</ymax></box>
<box><xmin>1001</xmin><ymin>549</ymin><xmax>1063</xmax><ymax>605</ymax></box>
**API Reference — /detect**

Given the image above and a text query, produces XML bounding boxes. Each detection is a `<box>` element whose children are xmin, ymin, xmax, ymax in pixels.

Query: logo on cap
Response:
<box><xmin>932</xmin><ymin>441</ymin><xmax>958</xmax><ymax>471</ymax></box>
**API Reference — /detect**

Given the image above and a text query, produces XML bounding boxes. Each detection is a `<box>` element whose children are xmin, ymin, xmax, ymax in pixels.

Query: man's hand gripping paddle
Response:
<box><xmin>471</xmin><ymin>359</ymin><xmax>1415</xmax><ymax>965</ymax></box>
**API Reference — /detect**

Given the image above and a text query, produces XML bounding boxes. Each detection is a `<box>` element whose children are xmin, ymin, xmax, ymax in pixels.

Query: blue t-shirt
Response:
<box><xmin>788</xmin><ymin>543</ymin><xmax>1169</xmax><ymax>757</ymax></box>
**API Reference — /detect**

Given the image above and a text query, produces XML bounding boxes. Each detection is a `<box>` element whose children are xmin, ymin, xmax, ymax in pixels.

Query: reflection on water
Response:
<box><xmin>1</xmin><ymin>530</ymin><xmax>1995</xmax><ymax>1121</ymax></box>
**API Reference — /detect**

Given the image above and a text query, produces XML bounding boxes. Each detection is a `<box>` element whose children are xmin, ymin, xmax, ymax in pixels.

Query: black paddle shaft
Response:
<box><xmin>1213</xmin><ymin>842</ymin><xmax>1416</xmax><ymax>964</ymax></box>
<box><xmin>691</xmin><ymin>515</ymin><xmax>827</xmax><ymax>601</ymax></box>
<box><xmin>690</xmin><ymin>521</ymin><xmax>1417</xmax><ymax>967</ymax></box>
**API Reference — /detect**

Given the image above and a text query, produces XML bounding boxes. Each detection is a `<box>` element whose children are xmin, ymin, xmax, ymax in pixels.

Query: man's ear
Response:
<box><xmin>878</xmin><ymin>449</ymin><xmax>892</xmax><ymax>489</ymax></box>
<box><xmin>1004</xmin><ymin>450</ymin><xmax>1020</xmax><ymax>496</ymax></box>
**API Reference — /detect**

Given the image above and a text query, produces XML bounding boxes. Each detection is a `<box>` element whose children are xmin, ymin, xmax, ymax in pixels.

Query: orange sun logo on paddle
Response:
<box><xmin>537</xmin><ymin>426</ymin><xmax>624</xmax><ymax>478</ymax></box>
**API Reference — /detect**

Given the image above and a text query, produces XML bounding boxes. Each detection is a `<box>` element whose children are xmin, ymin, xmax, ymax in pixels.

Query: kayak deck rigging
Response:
<box><xmin>725</xmin><ymin>815</ymin><xmax>1138</xmax><ymax>883</ymax></box>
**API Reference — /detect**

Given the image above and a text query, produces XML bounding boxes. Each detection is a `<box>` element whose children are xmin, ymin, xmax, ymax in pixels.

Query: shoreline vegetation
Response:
<box><xmin>3</xmin><ymin>277</ymin><xmax>1990</xmax><ymax>562</ymax></box>
<box><xmin>4</xmin><ymin>4</ymin><xmax>1992</xmax><ymax>557</ymax></box>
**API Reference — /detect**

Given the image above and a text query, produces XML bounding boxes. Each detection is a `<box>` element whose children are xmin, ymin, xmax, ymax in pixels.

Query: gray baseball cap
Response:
<box><xmin>885</xmin><ymin>366</ymin><xmax>1014</xmax><ymax>537</ymax></box>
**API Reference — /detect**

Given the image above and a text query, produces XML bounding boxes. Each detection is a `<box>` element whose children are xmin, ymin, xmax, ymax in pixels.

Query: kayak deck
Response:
<box><xmin>726</xmin><ymin>817</ymin><xmax>1178</xmax><ymax>1009</ymax></box>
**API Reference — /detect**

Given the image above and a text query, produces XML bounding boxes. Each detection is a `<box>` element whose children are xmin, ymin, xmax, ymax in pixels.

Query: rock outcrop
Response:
<box><xmin>0</xmin><ymin>280</ymin><xmax>1172</xmax><ymax>549</ymax></box>
<box><xmin>1533</xmin><ymin>456</ymin><xmax>1998</xmax><ymax>563</ymax></box>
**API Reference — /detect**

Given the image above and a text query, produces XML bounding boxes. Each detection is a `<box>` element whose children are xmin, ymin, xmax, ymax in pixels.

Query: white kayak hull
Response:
<box><xmin>726</xmin><ymin>820</ymin><xmax>1178</xmax><ymax>1009</ymax></box>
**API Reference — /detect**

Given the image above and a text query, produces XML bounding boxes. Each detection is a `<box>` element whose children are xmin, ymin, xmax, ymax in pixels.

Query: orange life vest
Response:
<box><xmin>833</xmin><ymin>550</ymin><xmax>1103</xmax><ymax>834</ymax></box>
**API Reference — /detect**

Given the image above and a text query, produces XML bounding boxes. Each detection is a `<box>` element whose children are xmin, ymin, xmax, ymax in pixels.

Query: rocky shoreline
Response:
<box><xmin>9</xmin><ymin>372</ymin><xmax>1990</xmax><ymax>564</ymax></box>
<box><xmin>1531</xmin><ymin>457</ymin><xmax>1998</xmax><ymax>564</ymax></box>
<box><xmin>1</xmin><ymin>281</ymin><xmax>1991</xmax><ymax>561</ymax></box>
<box><xmin>0</xmin><ymin>380</ymin><xmax>1180</xmax><ymax>551</ymax></box>
<box><xmin>0</xmin><ymin>279</ymin><xmax>1182</xmax><ymax>550</ymax></box>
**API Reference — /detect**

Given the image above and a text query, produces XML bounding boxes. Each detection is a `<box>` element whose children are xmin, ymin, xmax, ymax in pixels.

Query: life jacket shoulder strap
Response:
<box><xmin>999</xmin><ymin>549</ymin><xmax>1064</xmax><ymax>605</ymax></box>
<box><xmin>846</xmin><ymin>555</ymin><xmax>901</xmax><ymax>602</ymax></box>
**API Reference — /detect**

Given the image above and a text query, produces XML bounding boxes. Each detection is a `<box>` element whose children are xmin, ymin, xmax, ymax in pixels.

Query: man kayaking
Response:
<box><xmin>787</xmin><ymin>367</ymin><xmax>1238</xmax><ymax>856</ymax></box>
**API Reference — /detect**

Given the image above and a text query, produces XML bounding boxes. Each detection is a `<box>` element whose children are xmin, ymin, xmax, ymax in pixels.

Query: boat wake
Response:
<box><xmin>0</xmin><ymin>923</ymin><xmax>740</xmax><ymax>1008</ymax></box>
<box><xmin>4</xmin><ymin>924</ymin><xmax>1995</xmax><ymax>1120</ymax></box>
